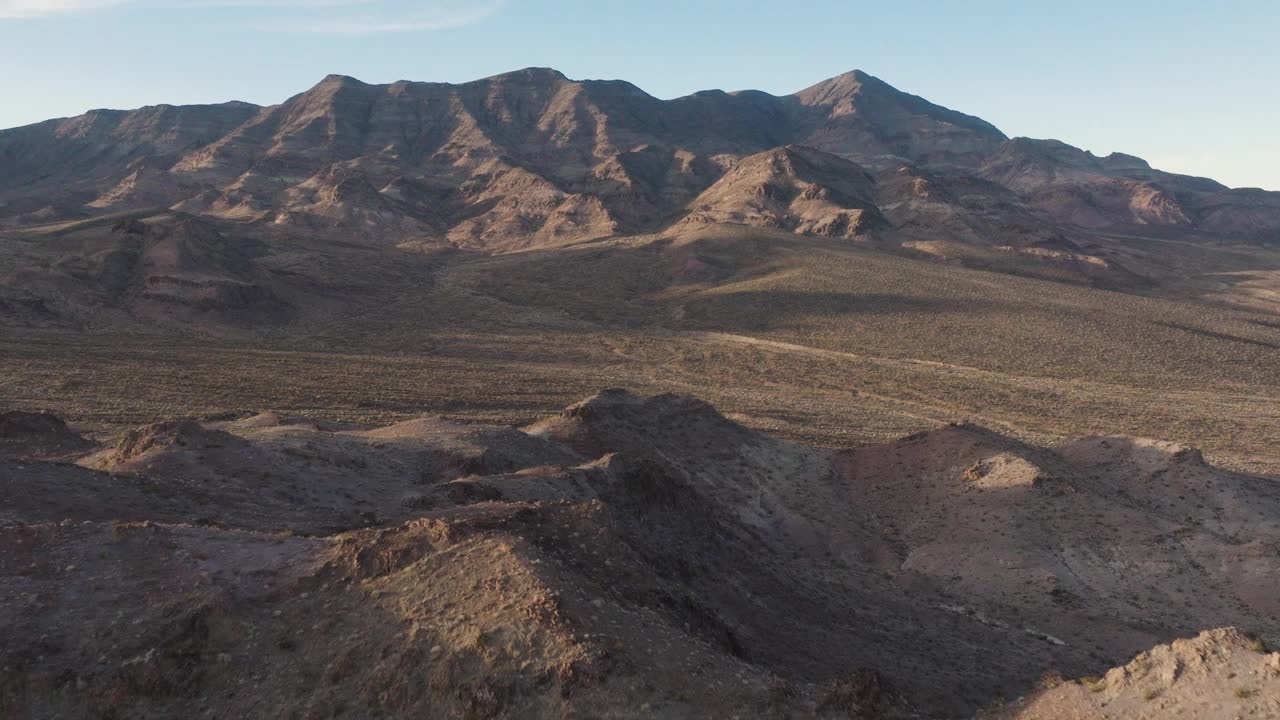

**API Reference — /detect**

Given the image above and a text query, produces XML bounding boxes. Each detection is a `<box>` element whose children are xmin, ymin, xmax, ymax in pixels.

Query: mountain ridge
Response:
<box><xmin>3</xmin><ymin>67</ymin><xmax>1275</xmax><ymax>252</ymax></box>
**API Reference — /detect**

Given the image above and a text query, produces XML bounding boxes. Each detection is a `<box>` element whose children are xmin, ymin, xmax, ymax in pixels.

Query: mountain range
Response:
<box><xmin>4</xmin><ymin>67</ymin><xmax>1280</xmax><ymax>336</ymax></box>
<box><xmin>2</xmin><ymin>67</ymin><xmax>1276</xmax><ymax>252</ymax></box>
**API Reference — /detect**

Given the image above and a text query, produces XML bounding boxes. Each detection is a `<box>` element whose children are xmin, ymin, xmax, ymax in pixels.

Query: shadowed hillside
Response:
<box><xmin>2</xmin><ymin>391</ymin><xmax>1277</xmax><ymax>718</ymax></box>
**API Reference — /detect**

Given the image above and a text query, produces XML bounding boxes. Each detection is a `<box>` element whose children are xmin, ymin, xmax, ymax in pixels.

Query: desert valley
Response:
<box><xmin>2</xmin><ymin>66</ymin><xmax>1279</xmax><ymax>718</ymax></box>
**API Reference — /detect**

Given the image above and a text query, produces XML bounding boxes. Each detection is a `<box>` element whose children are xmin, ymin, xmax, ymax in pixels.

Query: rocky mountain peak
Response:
<box><xmin>2</xmin><ymin>66</ymin><xmax>1277</xmax><ymax>251</ymax></box>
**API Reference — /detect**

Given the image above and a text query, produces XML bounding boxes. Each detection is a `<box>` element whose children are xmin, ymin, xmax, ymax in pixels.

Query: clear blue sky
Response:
<box><xmin>2</xmin><ymin>0</ymin><xmax>1277</xmax><ymax>189</ymax></box>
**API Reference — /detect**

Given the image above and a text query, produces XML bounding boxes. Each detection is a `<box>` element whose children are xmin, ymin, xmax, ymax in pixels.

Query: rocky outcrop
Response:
<box><xmin>987</xmin><ymin>628</ymin><xmax>1280</xmax><ymax>719</ymax></box>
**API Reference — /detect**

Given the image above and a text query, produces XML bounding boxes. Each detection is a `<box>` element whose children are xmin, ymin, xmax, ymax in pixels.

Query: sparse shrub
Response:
<box><xmin>1142</xmin><ymin>687</ymin><xmax>1159</xmax><ymax>701</ymax></box>
<box><xmin>980</xmin><ymin>695</ymin><xmax>1007</xmax><ymax>710</ymax></box>
<box><xmin>1234</xmin><ymin>687</ymin><xmax>1256</xmax><ymax>699</ymax></box>
<box><xmin>1037</xmin><ymin>671</ymin><xmax>1065</xmax><ymax>689</ymax></box>
<box><xmin>275</xmin><ymin>631</ymin><xmax>297</xmax><ymax>651</ymax></box>
<box><xmin>1080</xmin><ymin>676</ymin><xmax>1106</xmax><ymax>693</ymax></box>
<box><xmin>460</xmin><ymin>681</ymin><xmax>500</xmax><ymax>719</ymax></box>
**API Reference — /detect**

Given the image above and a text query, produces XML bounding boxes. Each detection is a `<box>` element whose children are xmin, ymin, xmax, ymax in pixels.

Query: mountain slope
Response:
<box><xmin>792</xmin><ymin>69</ymin><xmax>1007</xmax><ymax>167</ymax></box>
<box><xmin>0</xmin><ymin>101</ymin><xmax>260</xmax><ymax>223</ymax></box>
<box><xmin>682</xmin><ymin>145</ymin><xmax>887</xmax><ymax>238</ymax></box>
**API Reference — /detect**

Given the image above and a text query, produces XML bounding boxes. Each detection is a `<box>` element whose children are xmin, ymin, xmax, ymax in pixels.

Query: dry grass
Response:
<box><xmin>4</xmin><ymin>323</ymin><xmax>1277</xmax><ymax>474</ymax></box>
<box><xmin>2</xmin><ymin>227</ymin><xmax>1279</xmax><ymax>474</ymax></box>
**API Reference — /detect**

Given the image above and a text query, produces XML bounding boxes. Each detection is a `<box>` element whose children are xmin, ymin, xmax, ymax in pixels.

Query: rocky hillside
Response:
<box><xmin>3</xmin><ymin>390</ymin><xmax>1278</xmax><ymax>718</ymax></box>
<box><xmin>985</xmin><ymin>628</ymin><xmax>1280</xmax><ymax>719</ymax></box>
<box><xmin>681</xmin><ymin>145</ymin><xmax>886</xmax><ymax>238</ymax></box>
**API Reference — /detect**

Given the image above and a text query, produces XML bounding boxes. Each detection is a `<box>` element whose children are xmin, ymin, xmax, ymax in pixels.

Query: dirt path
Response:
<box><xmin>678</xmin><ymin>330</ymin><xmax>1280</xmax><ymax>472</ymax></box>
<box><xmin>680</xmin><ymin>330</ymin><xmax>1035</xmax><ymax>436</ymax></box>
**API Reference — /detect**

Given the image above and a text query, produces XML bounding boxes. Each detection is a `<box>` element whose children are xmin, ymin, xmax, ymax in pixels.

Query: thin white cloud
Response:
<box><xmin>0</xmin><ymin>0</ymin><xmax>504</xmax><ymax>32</ymax></box>
<box><xmin>186</xmin><ymin>0</ymin><xmax>380</xmax><ymax>6</ymax></box>
<box><xmin>0</xmin><ymin>0</ymin><xmax>129</xmax><ymax>18</ymax></box>
<box><xmin>275</xmin><ymin>0</ymin><xmax>502</xmax><ymax>33</ymax></box>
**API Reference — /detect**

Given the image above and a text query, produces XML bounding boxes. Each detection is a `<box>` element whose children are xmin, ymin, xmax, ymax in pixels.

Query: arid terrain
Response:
<box><xmin>2</xmin><ymin>68</ymin><xmax>1280</xmax><ymax>718</ymax></box>
<box><xmin>3</xmin><ymin>391</ymin><xmax>1279</xmax><ymax>718</ymax></box>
